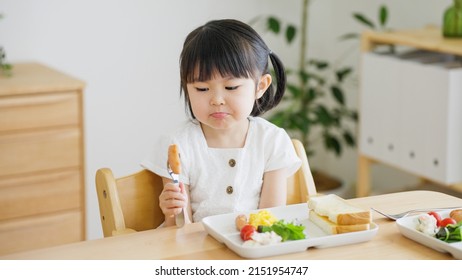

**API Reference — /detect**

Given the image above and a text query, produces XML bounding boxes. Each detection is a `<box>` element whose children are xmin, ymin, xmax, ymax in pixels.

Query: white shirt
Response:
<box><xmin>141</xmin><ymin>117</ymin><xmax>301</xmax><ymax>222</ymax></box>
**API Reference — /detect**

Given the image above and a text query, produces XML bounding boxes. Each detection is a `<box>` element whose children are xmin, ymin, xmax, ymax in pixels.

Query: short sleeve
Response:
<box><xmin>264</xmin><ymin>128</ymin><xmax>302</xmax><ymax>177</ymax></box>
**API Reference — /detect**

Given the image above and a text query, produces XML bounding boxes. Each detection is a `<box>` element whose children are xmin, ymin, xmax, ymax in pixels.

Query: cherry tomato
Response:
<box><xmin>240</xmin><ymin>224</ymin><xmax>256</xmax><ymax>241</ymax></box>
<box><xmin>440</xmin><ymin>217</ymin><xmax>457</xmax><ymax>227</ymax></box>
<box><xmin>427</xmin><ymin>211</ymin><xmax>442</xmax><ymax>227</ymax></box>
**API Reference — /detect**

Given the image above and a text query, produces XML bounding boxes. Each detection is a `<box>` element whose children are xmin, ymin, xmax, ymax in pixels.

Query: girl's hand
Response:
<box><xmin>159</xmin><ymin>182</ymin><xmax>188</xmax><ymax>218</ymax></box>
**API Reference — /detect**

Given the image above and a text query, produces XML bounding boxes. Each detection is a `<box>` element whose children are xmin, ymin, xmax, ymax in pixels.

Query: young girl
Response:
<box><xmin>142</xmin><ymin>19</ymin><xmax>301</xmax><ymax>227</ymax></box>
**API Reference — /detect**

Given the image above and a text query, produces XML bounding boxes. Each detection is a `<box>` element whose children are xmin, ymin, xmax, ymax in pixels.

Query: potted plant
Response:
<box><xmin>0</xmin><ymin>13</ymin><xmax>12</xmax><ymax>77</ymax></box>
<box><xmin>443</xmin><ymin>0</ymin><xmax>462</xmax><ymax>38</ymax></box>
<box><xmin>256</xmin><ymin>1</ymin><xmax>389</xmax><ymax>191</ymax></box>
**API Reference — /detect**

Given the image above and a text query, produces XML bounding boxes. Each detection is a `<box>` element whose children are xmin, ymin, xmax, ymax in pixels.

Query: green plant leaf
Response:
<box><xmin>353</xmin><ymin>13</ymin><xmax>376</xmax><ymax>29</ymax></box>
<box><xmin>379</xmin><ymin>5</ymin><xmax>388</xmax><ymax>27</ymax></box>
<box><xmin>350</xmin><ymin>111</ymin><xmax>359</xmax><ymax>121</ymax></box>
<box><xmin>0</xmin><ymin>48</ymin><xmax>5</xmax><ymax>60</ymax></box>
<box><xmin>284</xmin><ymin>68</ymin><xmax>294</xmax><ymax>76</ymax></box>
<box><xmin>307</xmin><ymin>88</ymin><xmax>316</xmax><ymax>102</ymax></box>
<box><xmin>2</xmin><ymin>64</ymin><xmax>12</xmax><ymax>70</ymax></box>
<box><xmin>298</xmin><ymin>70</ymin><xmax>310</xmax><ymax>84</ymax></box>
<box><xmin>267</xmin><ymin>17</ymin><xmax>280</xmax><ymax>34</ymax></box>
<box><xmin>285</xmin><ymin>25</ymin><xmax>297</xmax><ymax>44</ymax></box>
<box><xmin>305</xmin><ymin>70</ymin><xmax>325</xmax><ymax>85</ymax></box>
<box><xmin>343</xmin><ymin>131</ymin><xmax>356</xmax><ymax>147</ymax></box>
<box><xmin>287</xmin><ymin>83</ymin><xmax>301</xmax><ymax>98</ymax></box>
<box><xmin>308</xmin><ymin>59</ymin><xmax>328</xmax><ymax>70</ymax></box>
<box><xmin>331</xmin><ymin>86</ymin><xmax>345</xmax><ymax>105</ymax></box>
<box><xmin>338</xmin><ymin>32</ymin><xmax>360</xmax><ymax>41</ymax></box>
<box><xmin>268</xmin><ymin>111</ymin><xmax>288</xmax><ymax>127</ymax></box>
<box><xmin>324</xmin><ymin>134</ymin><xmax>341</xmax><ymax>156</ymax></box>
<box><xmin>292</xmin><ymin>112</ymin><xmax>310</xmax><ymax>134</ymax></box>
<box><xmin>315</xmin><ymin>105</ymin><xmax>334</xmax><ymax>126</ymax></box>
<box><xmin>332</xmin><ymin>111</ymin><xmax>341</xmax><ymax>127</ymax></box>
<box><xmin>336</xmin><ymin>67</ymin><xmax>352</xmax><ymax>82</ymax></box>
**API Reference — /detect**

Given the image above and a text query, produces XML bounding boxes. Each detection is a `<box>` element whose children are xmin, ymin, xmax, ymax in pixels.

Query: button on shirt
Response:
<box><xmin>141</xmin><ymin>117</ymin><xmax>301</xmax><ymax>222</ymax></box>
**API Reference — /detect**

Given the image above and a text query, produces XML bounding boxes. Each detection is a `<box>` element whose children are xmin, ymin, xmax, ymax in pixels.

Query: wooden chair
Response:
<box><xmin>95</xmin><ymin>138</ymin><xmax>316</xmax><ymax>237</ymax></box>
<box><xmin>95</xmin><ymin>168</ymin><xmax>165</xmax><ymax>237</ymax></box>
<box><xmin>287</xmin><ymin>139</ymin><xmax>317</xmax><ymax>204</ymax></box>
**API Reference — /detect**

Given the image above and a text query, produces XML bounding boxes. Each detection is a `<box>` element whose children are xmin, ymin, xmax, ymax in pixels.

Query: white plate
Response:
<box><xmin>201</xmin><ymin>203</ymin><xmax>379</xmax><ymax>259</ymax></box>
<box><xmin>396</xmin><ymin>210</ymin><xmax>462</xmax><ymax>259</ymax></box>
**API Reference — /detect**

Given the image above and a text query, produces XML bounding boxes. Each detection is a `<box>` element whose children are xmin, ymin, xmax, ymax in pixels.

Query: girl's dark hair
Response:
<box><xmin>179</xmin><ymin>19</ymin><xmax>286</xmax><ymax>118</ymax></box>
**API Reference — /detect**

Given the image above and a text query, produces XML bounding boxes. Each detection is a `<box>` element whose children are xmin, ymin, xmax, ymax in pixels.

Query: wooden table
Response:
<box><xmin>2</xmin><ymin>190</ymin><xmax>462</xmax><ymax>260</ymax></box>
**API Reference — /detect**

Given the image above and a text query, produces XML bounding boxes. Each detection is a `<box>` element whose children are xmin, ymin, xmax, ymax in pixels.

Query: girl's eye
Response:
<box><xmin>225</xmin><ymin>86</ymin><xmax>239</xmax><ymax>90</ymax></box>
<box><xmin>195</xmin><ymin>87</ymin><xmax>208</xmax><ymax>92</ymax></box>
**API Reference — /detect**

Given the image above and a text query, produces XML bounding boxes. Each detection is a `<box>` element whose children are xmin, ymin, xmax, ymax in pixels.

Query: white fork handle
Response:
<box><xmin>176</xmin><ymin>209</ymin><xmax>185</xmax><ymax>227</ymax></box>
<box><xmin>174</xmin><ymin>182</ymin><xmax>185</xmax><ymax>227</ymax></box>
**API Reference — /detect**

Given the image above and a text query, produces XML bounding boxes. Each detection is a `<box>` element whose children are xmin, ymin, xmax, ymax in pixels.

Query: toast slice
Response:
<box><xmin>309</xmin><ymin>210</ymin><xmax>370</xmax><ymax>234</ymax></box>
<box><xmin>307</xmin><ymin>194</ymin><xmax>371</xmax><ymax>225</ymax></box>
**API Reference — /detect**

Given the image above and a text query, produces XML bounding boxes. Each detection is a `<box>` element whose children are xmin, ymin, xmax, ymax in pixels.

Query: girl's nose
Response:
<box><xmin>210</xmin><ymin>92</ymin><xmax>225</xmax><ymax>105</ymax></box>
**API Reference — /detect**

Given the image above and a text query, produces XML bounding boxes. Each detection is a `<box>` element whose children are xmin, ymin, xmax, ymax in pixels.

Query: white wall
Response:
<box><xmin>0</xmin><ymin>0</ymin><xmax>451</xmax><ymax>240</ymax></box>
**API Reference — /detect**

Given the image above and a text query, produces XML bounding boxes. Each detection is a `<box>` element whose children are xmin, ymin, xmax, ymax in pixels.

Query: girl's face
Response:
<box><xmin>187</xmin><ymin>72</ymin><xmax>271</xmax><ymax>132</ymax></box>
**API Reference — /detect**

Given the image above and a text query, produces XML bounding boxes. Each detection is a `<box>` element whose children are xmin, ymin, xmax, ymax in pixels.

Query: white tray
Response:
<box><xmin>396</xmin><ymin>210</ymin><xmax>462</xmax><ymax>259</ymax></box>
<box><xmin>201</xmin><ymin>203</ymin><xmax>379</xmax><ymax>259</ymax></box>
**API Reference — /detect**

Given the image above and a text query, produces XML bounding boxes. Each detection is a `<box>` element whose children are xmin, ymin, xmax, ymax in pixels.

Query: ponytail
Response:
<box><xmin>269</xmin><ymin>51</ymin><xmax>286</xmax><ymax>107</ymax></box>
<box><xmin>251</xmin><ymin>51</ymin><xmax>287</xmax><ymax>116</ymax></box>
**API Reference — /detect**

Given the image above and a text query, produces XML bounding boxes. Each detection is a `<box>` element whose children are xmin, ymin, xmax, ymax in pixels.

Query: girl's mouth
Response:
<box><xmin>210</xmin><ymin>112</ymin><xmax>229</xmax><ymax>119</ymax></box>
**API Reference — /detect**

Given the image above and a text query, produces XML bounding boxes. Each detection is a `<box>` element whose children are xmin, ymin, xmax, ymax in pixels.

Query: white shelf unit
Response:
<box><xmin>357</xmin><ymin>27</ymin><xmax>462</xmax><ymax>197</ymax></box>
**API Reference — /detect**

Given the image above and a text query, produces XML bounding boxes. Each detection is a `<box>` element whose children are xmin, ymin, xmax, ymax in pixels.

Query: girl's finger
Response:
<box><xmin>179</xmin><ymin>182</ymin><xmax>185</xmax><ymax>194</ymax></box>
<box><xmin>168</xmin><ymin>191</ymin><xmax>186</xmax><ymax>202</ymax></box>
<box><xmin>163</xmin><ymin>182</ymin><xmax>181</xmax><ymax>192</ymax></box>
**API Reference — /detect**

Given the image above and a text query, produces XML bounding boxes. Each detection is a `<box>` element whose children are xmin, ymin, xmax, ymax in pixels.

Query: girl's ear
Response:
<box><xmin>256</xmin><ymin>74</ymin><xmax>272</xmax><ymax>99</ymax></box>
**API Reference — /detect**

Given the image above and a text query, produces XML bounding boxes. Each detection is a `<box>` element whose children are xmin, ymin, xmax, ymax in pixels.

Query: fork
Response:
<box><xmin>371</xmin><ymin>206</ymin><xmax>462</xmax><ymax>220</ymax></box>
<box><xmin>167</xmin><ymin>161</ymin><xmax>185</xmax><ymax>227</ymax></box>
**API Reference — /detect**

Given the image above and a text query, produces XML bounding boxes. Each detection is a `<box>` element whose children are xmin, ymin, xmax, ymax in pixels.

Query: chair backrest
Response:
<box><xmin>95</xmin><ymin>138</ymin><xmax>316</xmax><ymax>237</ymax></box>
<box><xmin>95</xmin><ymin>168</ymin><xmax>164</xmax><ymax>237</ymax></box>
<box><xmin>287</xmin><ymin>139</ymin><xmax>317</xmax><ymax>204</ymax></box>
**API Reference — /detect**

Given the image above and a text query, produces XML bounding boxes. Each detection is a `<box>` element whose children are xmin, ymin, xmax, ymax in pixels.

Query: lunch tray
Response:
<box><xmin>202</xmin><ymin>203</ymin><xmax>379</xmax><ymax>259</ymax></box>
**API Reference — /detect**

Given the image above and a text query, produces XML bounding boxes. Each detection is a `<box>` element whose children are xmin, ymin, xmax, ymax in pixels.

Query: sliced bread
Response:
<box><xmin>309</xmin><ymin>210</ymin><xmax>370</xmax><ymax>234</ymax></box>
<box><xmin>307</xmin><ymin>194</ymin><xmax>371</xmax><ymax>225</ymax></box>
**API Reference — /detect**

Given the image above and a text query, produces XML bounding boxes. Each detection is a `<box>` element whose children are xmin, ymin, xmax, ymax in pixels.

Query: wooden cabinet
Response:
<box><xmin>357</xmin><ymin>27</ymin><xmax>462</xmax><ymax>197</ymax></box>
<box><xmin>0</xmin><ymin>63</ymin><xmax>85</xmax><ymax>255</ymax></box>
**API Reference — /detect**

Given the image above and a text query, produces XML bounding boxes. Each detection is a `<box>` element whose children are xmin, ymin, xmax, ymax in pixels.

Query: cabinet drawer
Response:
<box><xmin>0</xmin><ymin>128</ymin><xmax>81</xmax><ymax>177</ymax></box>
<box><xmin>0</xmin><ymin>91</ymin><xmax>80</xmax><ymax>133</ymax></box>
<box><xmin>0</xmin><ymin>170</ymin><xmax>82</xmax><ymax>221</ymax></box>
<box><xmin>0</xmin><ymin>210</ymin><xmax>83</xmax><ymax>255</ymax></box>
